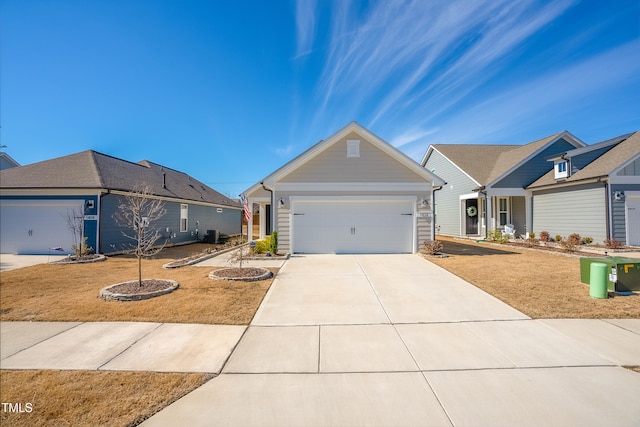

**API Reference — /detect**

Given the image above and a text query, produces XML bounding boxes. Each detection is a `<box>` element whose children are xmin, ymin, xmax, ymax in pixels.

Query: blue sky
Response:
<box><xmin>2</xmin><ymin>0</ymin><xmax>639</xmax><ymax>197</ymax></box>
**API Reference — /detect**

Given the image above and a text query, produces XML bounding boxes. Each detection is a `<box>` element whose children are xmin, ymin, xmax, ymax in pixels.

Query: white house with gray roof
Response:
<box><xmin>0</xmin><ymin>150</ymin><xmax>241</xmax><ymax>254</ymax></box>
<box><xmin>244</xmin><ymin>122</ymin><xmax>445</xmax><ymax>254</ymax></box>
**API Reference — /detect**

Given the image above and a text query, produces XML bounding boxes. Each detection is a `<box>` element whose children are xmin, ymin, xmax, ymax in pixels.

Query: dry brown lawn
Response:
<box><xmin>0</xmin><ymin>370</ymin><xmax>212</xmax><ymax>426</ymax></box>
<box><xmin>428</xmin><ymin>236</ymin><xmax>640</xmax><ymax>318</ymax></box>
<box><xmin>0</xmin><ymin>244</ymin><xmax>277</xmax><ymax>324</ymax></box>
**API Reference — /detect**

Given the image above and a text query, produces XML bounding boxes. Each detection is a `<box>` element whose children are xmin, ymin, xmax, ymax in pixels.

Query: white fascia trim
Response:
<box><xmin>276</xmin><ymin>182</ymin><xmax>431</xmax><ymax>192</ymax></box>
<box><xmin>609</xmin><ymin>175</ymin><xmax>640</xmax><ymax>184</ymax></box>
<box><xmin>459</xmin><ymin>192</ymin><xmax>480</xmax><ymax>200</ymax></box>
<box><xmin>609</xmin><ymin>152</ymin><xmax>640</xmax><ymax>182</ymax></box>
<box><xmin>0</xmin><ymin>188</ymin><xmax>103</xmax><ymax>197</ymax></box>
<box><xmin>485</xmin><ymin>187</ymin><xmax>528</xmax><ymax>197</ymax></box>
<box><xmin>427</xmin><ymin>146</ymin><xmax>481</xmax><ymax>187</ymax></box>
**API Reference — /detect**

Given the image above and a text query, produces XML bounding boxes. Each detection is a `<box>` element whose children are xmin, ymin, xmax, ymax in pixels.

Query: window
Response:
<box><xmin>555</xmin><ymin>160</ymin><xmax>568</xmax><ymax>179</ymax></box>
<box><xmin>498</xmin><ymin>197</ymin><xmax>508</xmax><ymax>226</ymax></box>
<box><xmin>180</xmin><ymin>204</ymin><xmax>188</xmax><ymax>232</ymax></box>
<box><xmin>347</xmin><ymin>140</ymin><xmax>360</xmax><ymax>157</ymax></box>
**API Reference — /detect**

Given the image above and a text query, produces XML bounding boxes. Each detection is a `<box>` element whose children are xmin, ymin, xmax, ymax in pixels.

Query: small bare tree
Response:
<box><xmin>64</xmin><ymin>207</ymin><xmax>85</xmax><ymax>257</ymax></box>
<box><xmin>113</xmin><ymin>184</ymin><xmax>167</xmax><ymax>287</ymax></box>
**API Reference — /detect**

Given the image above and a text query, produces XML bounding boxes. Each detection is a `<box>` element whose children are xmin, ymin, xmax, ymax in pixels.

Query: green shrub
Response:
<box><xmin>71</xmin><ymin>236</ymin><xmax>94</xmax><ymax>257</ymax></box>
<box><xmin>539</xmin><ymin>231</ymin><xmax>550</xmax><ymax>242</ymax></box>
<box><xmin>528</xmin><ymin>232</ymin><xmax>536</xmax><ymax>239</ymax></box>
<box><xmin>555</xmin><ymin>235</ymin><xmax>562</xmax><ymax>242</ymax></box>
<box><xmin>488</xmin><ymin>229</ymin><xmax>509</xmax><ymax>244</ymax></box>
<box><xmin>270</xmin><ymin>231</ymin><xmax>278</xmax><ymax>254</ymax></box>
<box><xmin>582</xmin><ymin>236</ymin><xmax>593</xmax><ymax>245</ymax></box>
<box><xmin>251</xmin><ymin>236</ymin><xmax>272</xmax><ymax>254</ymax></box>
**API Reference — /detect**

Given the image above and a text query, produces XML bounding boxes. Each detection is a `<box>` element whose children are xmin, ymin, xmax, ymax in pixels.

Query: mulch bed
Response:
<box><xmin>106</xmin><ymin>279</ymin><xmax>175</xmax><ymax>294</ymax></box>
<box><xmin>209</xmin><ymin>267</ymin><xmax>273</xmax><ymax>281</ymax></box>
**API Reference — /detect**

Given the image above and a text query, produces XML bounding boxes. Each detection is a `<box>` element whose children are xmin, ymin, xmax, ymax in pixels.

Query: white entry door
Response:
<box><xmin>626</xmin><ymin>193</ymin><xmax>640</xmax><ymax>246</ymax></box>
<box><xmin>291</xmin><ymin>199</ymin><xmax>414</xmax><ymax>254</ymax></box>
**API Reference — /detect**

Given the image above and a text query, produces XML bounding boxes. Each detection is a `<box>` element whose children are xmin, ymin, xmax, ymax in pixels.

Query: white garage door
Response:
<box><xmin>0</xmin><ymin>200</ymin><xmax>82</xmax><ymax>254</ymax></box>
<box><xmin>292</xmin><ymin>199</ymin><xmax>414</xmax><ymax>254</ymax></box>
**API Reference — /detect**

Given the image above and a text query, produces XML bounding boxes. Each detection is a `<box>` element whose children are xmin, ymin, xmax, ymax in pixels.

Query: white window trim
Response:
<box><xmin>498</xmin><ymin>197</ymin><xmax>509</xmax><ymax>227</ymax></box>
<box><xmin>555</xmin><ymin>160</ymin><xmax>569</xmax><ymax>179</ymax></box>
<box><xmin>180</xmin><ymin>204</ymin><xmax>188</xmax><ymax>232</ymax></box>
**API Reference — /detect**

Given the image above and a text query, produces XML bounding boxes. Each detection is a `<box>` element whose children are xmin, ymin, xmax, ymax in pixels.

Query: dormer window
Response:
<box><xmin>555</xmin><ymin>160</ymin><xmax>569</xmax><ymax>179</ymax></box>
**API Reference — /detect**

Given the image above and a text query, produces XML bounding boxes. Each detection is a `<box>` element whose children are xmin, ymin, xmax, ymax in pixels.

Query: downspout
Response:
<box><xmin>604</xmin><ymin>178</ymin><xmax>612</xmax><ymax>240</ymax></box>
<box><xmin>431</xmin><ymin>184</ymin><xmax>444</xmax><ymax>241</ymax></box>
<box><xmin>261</xmin><ymin>181</ymin><xmax>275</xmax><ymax>236</ymax></box>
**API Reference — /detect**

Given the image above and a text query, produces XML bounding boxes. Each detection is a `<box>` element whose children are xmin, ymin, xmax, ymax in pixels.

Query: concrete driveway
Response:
<box><xmin>142</xmin><ymin>254</ymin><xmax>640</xmax><ymax>427</ymax></box>
<box><xmin>0</xmin><ymin>253</ymin><xmax>68</xmax><ymax>271</ymax></box>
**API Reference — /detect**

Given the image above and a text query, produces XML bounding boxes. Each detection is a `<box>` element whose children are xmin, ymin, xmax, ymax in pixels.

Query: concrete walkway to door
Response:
<box><xmin>143</xmin><ymin>254</ymin><xmax>640</xmax><ymax>427</ymax></box>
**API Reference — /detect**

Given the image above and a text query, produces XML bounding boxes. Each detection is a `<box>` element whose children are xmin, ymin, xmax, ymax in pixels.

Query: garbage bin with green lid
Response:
<box><xmin>589</xmin><ymin>262</ymin><xmax>608</xmax><ymax>299</ymax></box>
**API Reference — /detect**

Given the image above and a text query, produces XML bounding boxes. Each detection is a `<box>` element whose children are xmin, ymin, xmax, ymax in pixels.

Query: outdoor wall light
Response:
<box><xmin>421</xmin><ymin>198</ymin><xmax>429</xmax><ymax>206</ymax></box>
<box><xmin>614</xmin><ymin>191</ymin><xmax>625</xmax><ymax>200</ymax></box>
<box><xmin>279</xmin><ymin>198</ymin><xmax>285</xmax><ymax>207</ymax></box>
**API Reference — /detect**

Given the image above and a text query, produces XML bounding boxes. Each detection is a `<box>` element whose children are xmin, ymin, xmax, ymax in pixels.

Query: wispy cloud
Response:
<box><xmin>275</xmin><ymin>144</ymin><xmax>295</xmax><ymax>157</ymax></box>
<box><xmin>294</xmin><ymin>0</ymin><xmax>317</xmax><ymax>59</ymax></box>
<box><xmin>309</xmin><ymin>0</ymin><xmax>577</xmax><ymax>131</ymax></box>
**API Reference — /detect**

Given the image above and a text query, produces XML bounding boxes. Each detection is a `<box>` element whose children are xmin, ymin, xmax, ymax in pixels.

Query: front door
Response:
<box><xmin>465</xmin><ymin>199</ymin><xmax>479</xmax><ymax>235</ymax></box>
<box><xmin>626</xmin><ymin>194</ymin><xmax>640</xmax><ymax>246</ymax></box>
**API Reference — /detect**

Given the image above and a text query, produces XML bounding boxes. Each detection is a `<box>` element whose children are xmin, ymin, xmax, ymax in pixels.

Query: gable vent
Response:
<box><xmin>347</xmin><ymin>140</ymin><xmax>360</xmax><ymax>158</ymax></box>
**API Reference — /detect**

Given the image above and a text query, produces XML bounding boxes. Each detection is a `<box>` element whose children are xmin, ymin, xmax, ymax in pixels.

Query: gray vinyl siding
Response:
<box><xmin>493</xmin><ymin>138</ymin><xmax>577</xmax><ymax>188</ymax></box>
<box><xmin>424</xmin><ymin>149</ymin><xmax>478</xmax><ymax>236</ymax></box>
<box><xmin>99</xmin><ymin>193</ymin><xmax>241</xmax><ymax>253</ymax></box>
<box><xmin>281</xmin><ymin>132</ymin><xmax>425</xmax><ymax>183</ymax></box>
<box><xmin>617</xmin><ymin>156</ymin><xmax>640</xmax><ymax>176</ymax></box>
<box><xmin>611</xmin><ymin>184</ymin><xmax>640</xmax><ymax>244</ymax></box>
<box><xmin>532</xmin><ymin>183</ymin><xmax>606</xmax><ymax>242</ymax></box>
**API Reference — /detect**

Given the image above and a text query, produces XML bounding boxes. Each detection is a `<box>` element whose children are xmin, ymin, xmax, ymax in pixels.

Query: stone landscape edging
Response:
<box><xmin>99</xmin><ymin>279</ymin><xmax>179</xmax><ymax>301</ymax></box>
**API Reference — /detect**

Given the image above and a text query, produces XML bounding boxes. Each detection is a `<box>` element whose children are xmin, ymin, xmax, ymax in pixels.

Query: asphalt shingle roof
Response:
<box><xmin>430</xmin><ymin>132</ymin><xmax>566</xmax><ymax>185</ymax></box>
<box><xmin>528</xmin><ymin>131</ymin><xmax>640</xmax><ymax>188</ymax></box>
<box><xmin>0</xmin><ymin>150</ymin><xmax>240</xmax><ymax>208</ymax></box>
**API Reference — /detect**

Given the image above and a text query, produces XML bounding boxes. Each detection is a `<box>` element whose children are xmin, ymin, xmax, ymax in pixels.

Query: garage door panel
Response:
<box><xmin>292</xmin><ymin>199</ymin><xmax>414</xmax><ymax>254</ymax></box>
<box><xmin>1</xmin><ymin>200</ymin><xmax>82</xmax><ymax>254</ymax></box>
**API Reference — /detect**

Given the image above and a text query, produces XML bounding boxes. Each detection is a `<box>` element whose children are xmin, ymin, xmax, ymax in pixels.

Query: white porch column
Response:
<box><xmin>247</xmin><ymin>198</ymin><xmax>254</xmax><ymax>241</ymax></box>
<box><xmin>258</xmin><ymin>203</ymin><xmax>266</xmax><ymax>240</ymax></box>
<box><xmin>486</xmin><ymin>194</ymin><xmax>493</xmax><ymax>232</ymax></box>
<box><xmin>525</xmin><ymin>193</ymin><xmax>532</xmax><ymax>235</ymax></box>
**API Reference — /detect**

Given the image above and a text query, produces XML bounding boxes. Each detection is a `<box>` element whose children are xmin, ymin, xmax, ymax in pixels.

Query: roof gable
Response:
<box><xmin>528</xmin><ymin>131</ymin><xmax>640</xmax><ymax>188</ymax></box>
<box><xmin>250</xmin><ymin>122</ymin><xmax>444</xmax><ymax>192</ymax></box>
<box><xmin>422</xmin><ymin>131</ymin><xmax>585</xmax><ymax>187</ymax></box>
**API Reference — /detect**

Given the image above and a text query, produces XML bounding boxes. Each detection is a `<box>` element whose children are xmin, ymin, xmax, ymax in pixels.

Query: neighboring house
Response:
<box><xmin>421</xmin><ymin>131</ymin><xmax>585</xmax><ymax>238</ymax></box>
<box><xmin>243</xmin><ymin>122</ymin><xmax>445</xmax><ymax>254</ymax></box>
<box><xmin>0</xmin><ymin>152</ymin><xmax>20</xmax><ymax>170</ymax></box>
<box><xmin>528</xmin><ymin>131</ymin><xmax>640</xmax><ymax>245</ymax></box>
<box><xmin>0</xmin><ymin>150</ymin><xmax>241</xmax><ymax>254</ymax></box>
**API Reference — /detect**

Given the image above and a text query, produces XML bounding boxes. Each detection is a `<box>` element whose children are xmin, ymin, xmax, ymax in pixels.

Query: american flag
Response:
<box><xmin>240</xmin><ymin>193</ymin><xmax>252</xmax><ymax>223</ymax></box>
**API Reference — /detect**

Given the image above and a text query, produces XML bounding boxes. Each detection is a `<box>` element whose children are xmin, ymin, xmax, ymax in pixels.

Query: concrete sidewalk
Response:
<box><xmin>141</xmin><ymin>255</ymin><xmax>640</xmax><ymax>427</ymax></box>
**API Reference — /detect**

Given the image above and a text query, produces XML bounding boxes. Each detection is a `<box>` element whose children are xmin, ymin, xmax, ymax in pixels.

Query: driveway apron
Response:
<box><xmin>142</xmin><ymin>254</ymin><xmax>640</xmax><ymax>427</ymax></box>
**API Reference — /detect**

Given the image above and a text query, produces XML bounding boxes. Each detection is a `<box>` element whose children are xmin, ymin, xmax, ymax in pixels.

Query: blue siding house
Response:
<box><xmin>0</xmin><ymin>150</ymin><xmax>241</xmax><ymax>254</ymax></box>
